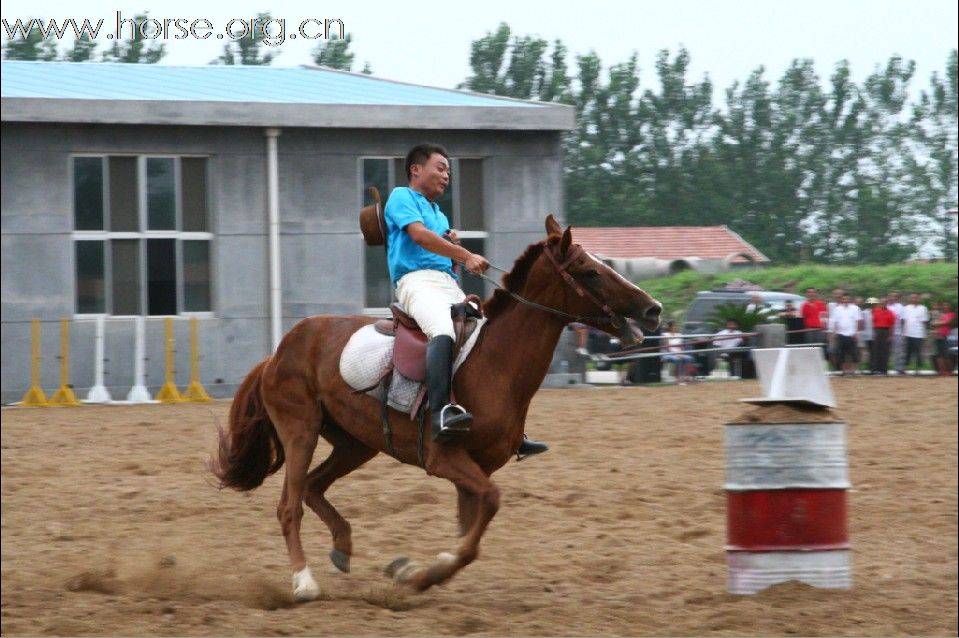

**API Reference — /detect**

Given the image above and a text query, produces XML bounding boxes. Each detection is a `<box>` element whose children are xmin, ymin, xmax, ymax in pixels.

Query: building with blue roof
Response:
<box><xmin>1</xmin><ymin>61</ymin><xmax>574</xmax><ymax>402</ymax></box>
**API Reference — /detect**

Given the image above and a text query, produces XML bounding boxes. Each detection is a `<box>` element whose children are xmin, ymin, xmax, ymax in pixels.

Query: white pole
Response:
<box><xmin>265</xmin><ymin>127</ymin><xmax>283</xmax><ymax>352</ymax></box>
<box><xmin>84</xmin><ymin>315</ymin><xmax>112</xmax><ymax>403</ymax></box>
<box><xmin>126</xmin><ymin>316</ymin><xmax>153</xmax><ymax>403</ymax></box>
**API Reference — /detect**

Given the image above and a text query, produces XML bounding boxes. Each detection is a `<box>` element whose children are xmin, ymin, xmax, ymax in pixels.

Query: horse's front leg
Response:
<box><xmin>387</xmin><ymin>448</ymin><xmax>499</xmax><ymax>591</ymax></box>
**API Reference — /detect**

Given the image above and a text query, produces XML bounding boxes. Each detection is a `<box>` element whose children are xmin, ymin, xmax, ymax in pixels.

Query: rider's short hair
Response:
<box><xmin>405</xmin><ymin>143</ymin><xmax>450</xmax><ymax>182</ymax></box>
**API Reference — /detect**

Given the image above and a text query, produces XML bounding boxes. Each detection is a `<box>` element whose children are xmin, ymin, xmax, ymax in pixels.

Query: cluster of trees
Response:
<box><xmin>5</xmin><ymin>19</ymin><xmax>956</xmax><ymax>264</ymax></box>
<box><xmin>461</xmin><ymin>25</ymin><xmax>958</xmax><ymax>264</ymax></box>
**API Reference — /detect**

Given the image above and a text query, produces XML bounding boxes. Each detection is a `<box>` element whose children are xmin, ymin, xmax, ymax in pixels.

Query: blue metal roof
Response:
<box><xmin>0</xmin><ymin>60</ymin><xmax>543</xmax><ymax>107</ymax></box>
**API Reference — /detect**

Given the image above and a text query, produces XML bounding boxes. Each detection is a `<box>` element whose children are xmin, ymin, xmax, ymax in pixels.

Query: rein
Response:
<box><xmin>458</xmin><ymin>243</ymin><xmax>624</xmax><ymax>327</ymax></box>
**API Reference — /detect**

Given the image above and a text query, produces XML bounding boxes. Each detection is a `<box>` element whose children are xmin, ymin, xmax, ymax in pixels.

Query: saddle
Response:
<box><xmin>373</xmin><ymin>295</ymin><xmax>484</xmax><ymax>382</ymax></box>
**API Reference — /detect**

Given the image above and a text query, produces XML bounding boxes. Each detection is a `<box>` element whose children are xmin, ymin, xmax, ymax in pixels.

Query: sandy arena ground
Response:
<box><xmin>2</xmin><ymin>377</ymin><xmax>957</xmax><ymax>637</ymax></box>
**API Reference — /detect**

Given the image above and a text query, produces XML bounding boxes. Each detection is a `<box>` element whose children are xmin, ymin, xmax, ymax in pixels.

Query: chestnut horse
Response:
<box><xmin>211</xmin><ymin>215</ymin><xmax>662</xmax><ymax>601</ymax></box>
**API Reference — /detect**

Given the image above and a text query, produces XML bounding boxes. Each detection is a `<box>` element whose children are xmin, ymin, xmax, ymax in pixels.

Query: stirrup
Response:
<box><xmin>432</xmin><ymin>404</ymin><xmax>472</xmax><ymax>442</ymax></box>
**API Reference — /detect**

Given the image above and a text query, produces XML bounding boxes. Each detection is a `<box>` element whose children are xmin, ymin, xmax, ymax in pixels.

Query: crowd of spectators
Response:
<box><xmin>797</xmin><ymin>287</ymin><xmax>957</xmax><ymax>376</ymax></box>
<box><xmin>572</xmin><ymin>285</ymin><xmax>957</xmax><ymax>385</ymax></box>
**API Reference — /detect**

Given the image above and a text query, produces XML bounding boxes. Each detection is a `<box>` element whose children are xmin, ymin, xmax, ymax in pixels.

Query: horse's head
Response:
<box><xmin>535</xmin><ymin>215</ymin><xmax>662</xmax><ymax>346</ymax></box>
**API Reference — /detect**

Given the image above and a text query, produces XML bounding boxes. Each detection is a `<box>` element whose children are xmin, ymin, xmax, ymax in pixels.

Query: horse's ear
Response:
<box><xmin>560</xmin><ymin>225</ymin><xmax>573</xmax><ymax>258</ymax></box>
<box><xmin>545</xmin><ymin>214</ymin><xmax>562</xmax><ymax>238</ymax></box>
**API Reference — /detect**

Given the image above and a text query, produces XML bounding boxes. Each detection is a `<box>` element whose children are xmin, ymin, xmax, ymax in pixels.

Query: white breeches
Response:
<box><xmin>395</xmin><ymin>270</ymin><xmax>466</xmax><ymax>339</ymax></box>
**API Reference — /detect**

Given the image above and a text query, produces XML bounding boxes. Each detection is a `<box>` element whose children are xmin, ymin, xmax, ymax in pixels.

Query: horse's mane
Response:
<box><xmin>482</xmin><ymin>240</ymin><xmax>547</xmax><ymax>319</ymax></box>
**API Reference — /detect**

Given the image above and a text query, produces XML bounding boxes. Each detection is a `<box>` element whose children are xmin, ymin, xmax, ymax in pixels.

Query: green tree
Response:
<box><xmin>460</xmin><ymin>23</ymin><xmax>511</xmax><ymax>95</ymax></box>
<box><xmin>910</xmin><ymin>49</ymin><xmax>958</xmax><ymax>260</ymax></box>
<box><xmin>569</xmin><ymin>52</ymin><xmax>647</xmax><ymax>226</ymax></box>
<box><xmin>847</xmin><ymin>55</ymin><xmax>918</xmax><ymax>263</ymax></box>
<box><xmin>707</xmin><ymin>303</ymin><xmax>769</xmax><ymax>332</ymax></box>
<box><xmin>2</xmin><ymin>21</ymin><xmax>58</xmax><ymax>60</ymax></box>
<box><xmin>806</xmin><ymin>61</ymin><xmax>863</xmax><ymax>262</ymax></box>
<box><xmin>460</xmin><ymin>23</ymin><xmax>569</xmax><ymax>101</ymax></box>
<box><xmin>635</xmin><ymin>48</ymin><xmax>715</xmax><ymax>225</ymax></box>
<box><xmin>713</xmin><ymin>68</ymin><xmax>775</xmax><ymax>247</ymax></box>
<box><xmin>459</xmin><ymin>25</ymin><xmax>957</xmax><ymax>265</ymax></box>
<box><xmin>312</xmin><ymin>33</ymin><xmax>354</xmax><ymax>70</ymax></box>
<box><xmin>711</xmin><ymin>60</ymin><xmax>826</xmax><ymax>263</ymax></box>
<box><xmin>101</xmin><ymin>13</ymin><xmax>165</xmax><ymax>63</ymax></box>
<box><xmin>767</xmin><ymin>60</ymin><xmax>829</xmax><ymax>262</ymax></box>
<box><xmin>539</xmin><ymin>40</ymin><xmax>571</xmax><ymax>102</ymax></box>
<box><xmin>213</xmin><ymin>12</ymin><xmax>276</xmax><ymax>65</ymax></box>
<box><xmin>62</xmin><ymin>34</ymin><xmax>97</xmax><ymax>62</ymax></box>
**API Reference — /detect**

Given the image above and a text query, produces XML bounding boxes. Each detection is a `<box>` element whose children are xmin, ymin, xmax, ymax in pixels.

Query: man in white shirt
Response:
<box><xmin>828</xmin><ymin>293</ymin><xmax>863</xmax><ymax>375</ymax></box>
<box><xmin>713</xmin><ymin>319</ymin><xmax>745</xmax><ymax>376</ymax></box>
<box><xmin>713</xmin><ymin>319</ymin><xmax>744</xmax><ymax>349</ymax></box>
<box><xmin>745</xmin><ymin>294</ymin><xmax>771</xmax><ymax>317</ymax></box>
<box><xmin>825</xmin><ymin>288</ymin><xmax>847</xmax><ymax>370</ymax></box>
<box><xmin>901</xmin><ymin>293</ymin><xmax>930</xmax><ymax>374</ymax></box>
<box><xmin>887</xmin><ymin>291</ymin><xmax>905</xmax><ymax>373</ymax></box>
<box><xmin>858</xmin><ymin>297</ymin><xmax>876</xmax><ymax>372</ymax></box>
<box><xmin>660</xmin><ymin>321</ymin><xmax>695</xmax><ymax>384</ymax></box>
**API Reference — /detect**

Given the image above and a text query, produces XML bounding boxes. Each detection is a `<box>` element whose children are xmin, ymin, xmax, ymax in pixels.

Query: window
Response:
<box><xmin>361</xmin><ymin>156</ymin><xmax>487</xmax><ymax>308</ymax></box>
<box><xmin>71</xmin><ymin>155</ymin><xmax>212</xmax><ymax>315</ymax></box>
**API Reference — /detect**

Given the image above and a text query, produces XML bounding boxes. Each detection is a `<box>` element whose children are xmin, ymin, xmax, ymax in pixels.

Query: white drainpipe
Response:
<box><xmin>265</xmin><ymin>128</ymin><xmax>282</xmax><ymax>351</ymax></box>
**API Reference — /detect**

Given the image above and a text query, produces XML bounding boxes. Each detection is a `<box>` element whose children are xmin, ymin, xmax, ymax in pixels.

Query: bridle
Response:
<box><xmin>461</xmin><ymin>242</ymin><xmax>625</xmax><ymax>327</ymax></box>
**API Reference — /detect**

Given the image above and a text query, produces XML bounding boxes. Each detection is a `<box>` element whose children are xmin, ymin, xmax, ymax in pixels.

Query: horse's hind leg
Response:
<box><xmin>456</xmin><ymin>485</ymin><xmax>479</xmax><ymax>536</ymax></box>
<box><xmin>304</xmin><ymin>429</ymin><xmax>378</xmax><ymax>574</ymax></box>
<box><xmin>269</xmin><ymin>406</ymin><xmax>321</xmax><ymax>602</ymax></box>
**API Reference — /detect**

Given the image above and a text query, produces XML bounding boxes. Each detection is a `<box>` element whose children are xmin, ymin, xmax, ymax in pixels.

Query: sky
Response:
<box><xmin>2</xmin><ymin>0</ymin><xmax>957</xmax><ymax>99</ymax></box>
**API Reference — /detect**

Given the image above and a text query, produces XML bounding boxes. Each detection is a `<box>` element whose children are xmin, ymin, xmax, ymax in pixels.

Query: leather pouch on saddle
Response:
<box><xmin>373</xmin><ymin>296</ymin><xmax>483</xmax><ymax>382</ymax></box>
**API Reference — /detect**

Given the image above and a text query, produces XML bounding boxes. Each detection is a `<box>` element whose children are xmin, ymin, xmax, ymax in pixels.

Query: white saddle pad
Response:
<box><xmin>339</xmin><ymin>319</ymin><xmax>487</xmax><ymax>415</ymax></box>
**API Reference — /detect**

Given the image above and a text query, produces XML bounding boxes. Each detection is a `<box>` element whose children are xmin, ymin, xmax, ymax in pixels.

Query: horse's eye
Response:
<box><xmin>583</xmin><ymin>269</ymin><xmax>600</xmax><ymax>278</ymax></box>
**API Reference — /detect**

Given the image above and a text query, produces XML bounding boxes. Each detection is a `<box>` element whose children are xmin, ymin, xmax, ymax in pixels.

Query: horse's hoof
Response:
<box><xmin>329</xmin><ymin>549</ymin><xmax>351</xmax><ymax>574</ymax></box>
<box><xmin>384</xmin><ymin>557</ymin><xmax>409</xmax><ymax>579</ymax></box>
<box><xmin>385</xmin><ymin>557</ymin><xmax>420</xmax><ymax>582</ymax></box>
<box><xmin>291</xmin><ymin>567</ymin><xmax>320</xmax><ymax>602</ymax></box>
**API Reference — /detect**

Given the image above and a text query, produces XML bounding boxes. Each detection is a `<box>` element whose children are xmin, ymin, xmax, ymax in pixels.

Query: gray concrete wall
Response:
<box><xmin>1</xmin><ymin>122</ymin><xmax>564</xmax><ymax>402</ymax></box>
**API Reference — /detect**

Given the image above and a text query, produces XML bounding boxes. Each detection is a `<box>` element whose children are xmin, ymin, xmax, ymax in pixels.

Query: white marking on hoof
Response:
<box><xmin>292</xmin><ymin>567</ymin><xmax>320</xmax><ymax>602</ymax></box>
<box><xmin>436</xmin><ymin>552</ymin><xmax>458</xmax><ymax>567</ymax></box>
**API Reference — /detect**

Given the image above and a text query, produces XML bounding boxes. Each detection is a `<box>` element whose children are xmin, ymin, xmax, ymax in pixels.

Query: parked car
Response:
<box><xmin>679</xmin><ymin>289</ymin><xmax>804</xmax><ymax>379</ymax></box>
<box><xmin>681</xmin><ymin>289</ymin><xmax>805</xmax><ymax>336</ymax></box>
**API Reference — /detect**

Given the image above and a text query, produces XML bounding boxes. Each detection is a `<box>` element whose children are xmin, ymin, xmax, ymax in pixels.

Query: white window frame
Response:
<box><xmin>70</xmin><ymin>154</ymin><xmax>215</xmax><ymax>318</ymax></box>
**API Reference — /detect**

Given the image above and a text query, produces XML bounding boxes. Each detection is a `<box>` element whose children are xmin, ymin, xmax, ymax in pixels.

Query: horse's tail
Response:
<box><xmin>210</xmin><ymin>358</ymin><xmax>286</xmax><ymax>491</ymax></box>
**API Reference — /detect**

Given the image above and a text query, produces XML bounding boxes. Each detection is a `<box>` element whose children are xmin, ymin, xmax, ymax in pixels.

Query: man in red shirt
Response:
<box><xmin>800</xmin><ymin>287</ymin><xmax>828</xmax><ymax>352</ymax></box>
<box><xmin>871</xmin><ymin>296</ymin><xmax>897</xmax><ymax>375</ymax></box>
<box><xmin>934</xmin><ymin>301</ymin><xmax>956</xmax><ymax>375</ymax></box>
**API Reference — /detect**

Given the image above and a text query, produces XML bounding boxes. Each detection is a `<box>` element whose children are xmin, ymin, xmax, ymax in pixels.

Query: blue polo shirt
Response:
<box><xmin>384</xmin><ymin>187</ymin><xmax>456</xmax><ymax>286</ymax></box>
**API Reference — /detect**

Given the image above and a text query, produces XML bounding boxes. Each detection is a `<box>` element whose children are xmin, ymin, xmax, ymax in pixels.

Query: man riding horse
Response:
<box><xmin>384</xmin><ymin>143</ymin><xmax>548</xmax><ymax>456</ymax></box>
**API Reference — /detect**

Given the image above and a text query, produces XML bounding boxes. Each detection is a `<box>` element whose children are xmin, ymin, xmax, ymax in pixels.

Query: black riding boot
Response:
<box><xmin>517</xmin><ymin>436</ymin><xmax>549</xmax><ymax>459</ymax></box>
<box><xmin>427</xmin><ymin>335</ymin><xmax>472</xmax><ymax>442</ymax></box>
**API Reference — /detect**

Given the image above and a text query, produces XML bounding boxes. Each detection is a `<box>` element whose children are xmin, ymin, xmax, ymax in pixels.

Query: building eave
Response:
<box><xmin>1</xmin><ymin>97</ymin><xmax>576</xmax><ymax>131</ymax></box>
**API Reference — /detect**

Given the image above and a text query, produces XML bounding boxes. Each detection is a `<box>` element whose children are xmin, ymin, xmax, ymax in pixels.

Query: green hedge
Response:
<box><xmin>638</xmin><ymin>262</ymin><xmax>959</xmax><ymax>321</ymax></box>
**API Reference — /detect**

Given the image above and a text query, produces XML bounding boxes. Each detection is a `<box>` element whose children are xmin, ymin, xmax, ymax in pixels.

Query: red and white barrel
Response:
<box><xmin>724</xmin><ymin>418</ymin><xmax>852</xmax><ymax>594</ymax></box>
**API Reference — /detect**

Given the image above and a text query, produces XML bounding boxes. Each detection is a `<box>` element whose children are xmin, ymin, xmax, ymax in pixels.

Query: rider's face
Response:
<box><xmin>410</xmin><ymin>153</ymin><xmax>450</xmax><ymax>202</ymax></box>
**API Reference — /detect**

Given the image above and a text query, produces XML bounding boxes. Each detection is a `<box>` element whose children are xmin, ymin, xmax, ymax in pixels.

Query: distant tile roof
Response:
<box><xmin>0</xmin><ymin>61</ymin><xmax>574</xmax><ymax>130</ymax></box>
<box><xmin>573</xmin><ymin>226</ymin><xmax>770</xmax><ymax>264</ymax></box>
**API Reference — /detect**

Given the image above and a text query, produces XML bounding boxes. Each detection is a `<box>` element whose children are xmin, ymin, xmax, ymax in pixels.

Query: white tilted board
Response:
<box><xmin>740</xmin><ymin>347</ymin><xmax>835</xmax><ymax>408</ymax></box>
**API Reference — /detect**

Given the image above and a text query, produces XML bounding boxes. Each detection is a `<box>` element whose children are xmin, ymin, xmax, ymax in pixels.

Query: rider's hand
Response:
<box><xmin>464</xmin><ymin>253</ymin><xmax>489</xmax><ymax>274</ymax></box>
